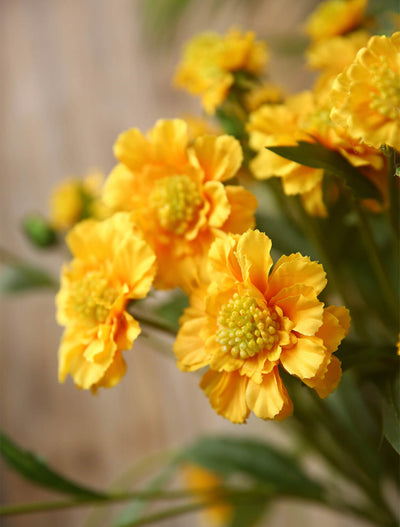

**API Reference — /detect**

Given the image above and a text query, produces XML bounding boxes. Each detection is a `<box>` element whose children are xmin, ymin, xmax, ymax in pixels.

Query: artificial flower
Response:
<box><xmin>56</xmin><ymin>212</ymin><xmax>156</xmax><ymax>390</ymax></box>
<box><xmin>103</xmin><ymin>119</ymin><xmax>257</xmax><ymax>291</ymax></box>
<box><xmin>174</xmin><ymin>28</ymin><xmax>268</xmax><ymax>114</ymax></box>
<box><xmin>49</xmin><ymin>170</ymin><xmax>110</xmax><ymax>231</ymax></box>
<box><xmin>174</xmin><ymin>230</ymin><xmax>350</xmax><ymax>423</ymax></box>
<box><xmin>304</xmin><ymin>0</ymin><xmax>368</xmax><ymax>42</ymax></box>
<box><xmin>183</xmin><ymin>464</ymin><xmax>232</xmax><ymax>526</ymax></box>
<box><xmin>330</xmin><ymin>32</ymin><xmax>400</xmax><ymax>150</ymax></box>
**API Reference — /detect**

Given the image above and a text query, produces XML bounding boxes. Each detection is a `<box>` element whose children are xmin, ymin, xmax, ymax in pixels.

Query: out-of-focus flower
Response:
<box><xmin>103</xmin><ymin>119</ymin><xmax>257</xmax><ymax>291</ymax></box>
<box><xmin>174</xmin><ymin>230</ymin><xmax>350</xmax><ymax>423</ymax></box>
<box><xmin>174</xmin><ymin>28</ymin><xmax>269</xmax><ymax>114</ymax></box>
<box><xmin>243</xmin><ymin>82</ymin><xmax>285</xmax><ymax>112</ymax></box>
<box><xmin>247</xmin><ymin>92</ymin><xmax>327</xmax><ymax>216</ymax></box>
<box><xmin>306</xmin><ymin>30</ymin><xmax>371</xmax><ymax>94</ymax></box>
<box><xmin>183</xmin><ymin>464</ymin><xmax>232</xmax><ymax>526</ymax></box>
<box><xmin>49</xmin><ymin>170</ymin><xmax>110</xmax><ymax>231</ymax></box>
<box><xmin>56</xmin><ymin>213</ymin><xmax>156</xmax><ymax>391</ymax></box>
<box><xmin>304</xmin><ymin>0</ymin><xmax>368</xmax><ymax>42</ymax></box>
<box><xmin>330</xmin><ymin>32</ymin><xmax>400</xmax><ymax>151</ymax></box>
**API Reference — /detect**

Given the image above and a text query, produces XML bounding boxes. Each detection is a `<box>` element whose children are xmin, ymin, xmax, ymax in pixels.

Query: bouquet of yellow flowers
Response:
<box><xmin>1</xmin><ymin>0</ymin><xmax>399</xmax><ymax>526</ymax></box>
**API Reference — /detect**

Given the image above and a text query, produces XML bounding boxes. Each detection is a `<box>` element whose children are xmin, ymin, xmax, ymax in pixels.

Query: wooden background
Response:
<box><xmin>0</xmin><ymin>1</ymin><xmax>368</xmax><ymax>526</ymax></box>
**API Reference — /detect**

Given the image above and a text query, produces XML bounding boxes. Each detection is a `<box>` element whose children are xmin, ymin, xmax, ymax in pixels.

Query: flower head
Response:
<box><xmin>49</xmin><ymin>170</ymin><xmax>110</xmax><ymax>231</ymax></box>
<box><xmin>174</xmin><ymin>28</ymin><xmax>268</xmax><ymax>114</ymax></box>
<box><xmin>330</xmin><ymin>32</ymin><xmax>400</xmax><ymax>150</ymax></box>
<box><xmin>174</xmin><ymin>230</ymin><xmax>350</xmax><ymax>423</ymax></box>
<box><xmin>103</xmin><ymin>119</ymin><xmax>257</xmax><ymax>291</ymax></box>
<box><xmin>304</xmin><ymin>0</ymin><xmax>368</xmax><ymax>42</ymax></box>
<box><xmin>56</xmin><ymin>212</ymin><xmax>156</xmax><ymax>391</ymax></box>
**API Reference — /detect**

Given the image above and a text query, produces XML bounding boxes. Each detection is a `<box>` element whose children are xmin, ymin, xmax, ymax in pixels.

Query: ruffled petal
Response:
<box><xmin>316</xmin><ymin>306</ymin><xmax>351</xmax><ymax>353</ymax></box>
<box><xmin>200</xmin><ymin>370</ymin><xmax>250</xmax><ymax>423</ymax></box>
<box><xmin>280</xmin><ymin>336</ymin><xmax>329</xmax><ymax>381</ymax></box>
<box><xmin>221</xmin><ymin>186</ymin><xmax>258</xmax><ymax>234</ymax></box>
<box><xmin>148</xmin><ymin>119</ymin><xmax>189</xmax><ymax>167</ymax></box>
<box><xmin>113</xmin><ymin>128</ymin><xmax>152</xmax><ymax>171</ymax></box>
<box><xmin>102</xmin><ymin>163</ymin><xmax>136</xmax><ymax>211</ymax></box>
<box><xmin>174</xmin><ymin>313</ymin><xmax>209</xmax><ymax>372</ymax></box>
<box><xmin>235</xmin><ymin>230</ymin><xmax>273</xmax><ymax>295</ymax></box>
<box><xmin>274</xmin><ymin>290</ymin><xmax>324</xmax><ymax>336</ymax></box>
<box><xmin>267</xmin><ymin>253</ymin><xmax>327</xmax><ymax>300</ymax></box>
<box><xmin>304</xmin><ymin>355</ymin><xmax>342</xmax><ymax>398</ymax></box>
<box><xmin>203</xmin><ymin>181</ymin><xmax>231</xmax><ymax>228</ymax></box>
<box><xmin>191</xmin><ymin>135</ymin><xmax>243</xmax><ymax>182</ymax></box>
<box><xmin>246</xmin><ymin>368</ymin><xmax>293</xmax><ymax>420</ymax></box>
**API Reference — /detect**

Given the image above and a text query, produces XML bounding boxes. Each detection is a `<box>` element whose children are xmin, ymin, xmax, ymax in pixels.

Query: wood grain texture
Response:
<box><xmin>0</xmin><ymin>1</ymin><xmax>368</xmax><ymax>526</ymax></box>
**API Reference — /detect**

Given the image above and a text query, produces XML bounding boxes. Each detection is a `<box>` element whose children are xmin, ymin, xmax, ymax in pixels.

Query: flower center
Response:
<box><xmin>71</xmin><ymin>271</ymin><xmax>118</xmax><ymax>324</ymax></box>
<box><xmin>150</xmin><ymin>175</ymin><xmax>203</xmax><ymax>235</ymax></box>
<box><xmin>369</xmin><ymin>59</ymin><xmax>400</xmax><ymax>120</ymax></box>
<box><xmin>216</xmin><ymin>293</ymin><xmax>280</xmax><ymax>359</ymax></box>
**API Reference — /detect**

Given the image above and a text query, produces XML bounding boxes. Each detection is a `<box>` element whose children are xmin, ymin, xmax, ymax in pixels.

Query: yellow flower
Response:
<box><xmin>174</xmin><ymin>28</ymin><xmax>268</xmax><ymax>114</ymax></box>
<box><xmin>183</xmin><ymin>464</ymin><xmax>232</xmax><ymax>526</ymax></box>
<box><xmin>330</xmin><ymin>32</ymin><xmax>400</xmax><ymax>150</ymax></box>
<box><xmin>304</xmin><ymin>0</ymin><xmax>368</xmax><ymax>42</ymax></box>
<box><xmin>56</xmin><ymin>213</ymin><xmax>156</xmax><ymax>391</ymax></box>
<box><xmin>306</xmin><ymin>31</ymin><xmax>371</xmax><ymax>94</ymax></box>
<box><xmin>247</xmin><ymin>92</ymin><xmax>327</xmax><ymax>215</ymax></box>
<box><xmin>103</xmin><ymin>119</ymin><xmax>257</xmax><ymax>291</ymax></box>
<box><xmin>243</xmin><ymin>82</ymin><xmax>285</xmax><ymax>112</ymax></box>
<box><xmin>174</xmin><ymin>230</ymin><xmax>350</xmax><ymax>423</ymax></box>
<box><xmin>49</xmin><ymin>170</ymin><xmax>110</xmax><ymax>231</ymax></box>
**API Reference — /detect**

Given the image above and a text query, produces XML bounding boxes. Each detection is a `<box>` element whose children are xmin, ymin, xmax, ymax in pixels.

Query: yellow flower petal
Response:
<box><xmin>280</xmin><ymin>336</ymin><xmax>329</xmax><ymax>381</ymax></box>
<box><xmin>221</xmin><ymin>186</ymin><xmax>258</xmax><ymax>234</ymax></box>
<box><xmin>304</xmin><ymin>355</ymin><xmax>342</xmax><ymax>398</ymax></box>
<box><xmin>246</xmin><ymin>368</ymin><xmax>293</xmax><ymax>420</ymax></box>
<box><xmin>273</xmin><ymin>288</ymin><xmax>324</xmax><ymax>336</ymax></box>
<box><xmin>190</xmin><ymin>135</ymin><xmax>243</xmax><ymax>182</ymax></box>
<box><xmin>200</xmin><ymin>370</ymin><xmax>250</xmax><ymax>423</ymax></box>
<box><xmin>316</xmin><ymin>306</ymin><xmax>351</xmax><ymax>353</ymax></box>
<box><xmin>267</xmin><ymin>253</ymin><xmax>327</xmax><ymax>299</ymax></box>
<box><xmin>204</xmin><ymin>181</ymin><xmax>231</xmax><ymax>228</ymax></box>
<box><xmin>236</xmin><ymin>229</ymin><xmax>273</xmax><ymax>295</ymax></box>
<box><xmin>114</xmin><ymin>128</ymin><xmax>152</xmax><ymax>172</ymax></box>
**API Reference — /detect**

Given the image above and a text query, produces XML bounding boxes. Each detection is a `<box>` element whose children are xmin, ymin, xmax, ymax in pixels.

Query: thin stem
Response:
<box><xmin>350</xmin><ymin>193</ymin><xmax>399</xmax><ymax>318</ymax></box>
<box><xmin>386</xmin><ymin>146</ymin><xmax>400</xmax><ymax>239</ymax></box>
<box><xmin>129</xmin><ymin>310</ymin><xmax>177</xmax><ymax>338</ymax></box>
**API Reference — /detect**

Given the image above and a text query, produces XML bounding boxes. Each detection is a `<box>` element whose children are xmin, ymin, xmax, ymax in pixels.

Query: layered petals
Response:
<box><xmin>174</xmin><ymin>230</ymin><xmax>350</xmax><ymax>423</ymax></box>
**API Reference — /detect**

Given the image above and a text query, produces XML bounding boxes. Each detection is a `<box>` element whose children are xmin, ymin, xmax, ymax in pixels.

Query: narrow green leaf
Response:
<box><xmin>0</xmin><ymin>264</ymin><xmax>58</xmax><ymax>293</ymax></box>
<box><xmin>228</xmin><ymin>498</ymin><xmax>268</xmax><ymax>527</ymax></box>
<box><xmin>180</xmin><ymin>436</ymin><xmax>324</xmax><ymax>500</ymax></box>
<box><xmin>0</xmin><ymin>432</ymin><xmax>106</xmax><ymax>499</ymax></box>
<box><xmin>382</xmin><ymin>372</ymin><xmax>400</xmax><ymax>454</ymax></box>
<box><xmin>267</xmin><ymin>142</ymin><xmax>380</xmax><ymax>200</ymax></box>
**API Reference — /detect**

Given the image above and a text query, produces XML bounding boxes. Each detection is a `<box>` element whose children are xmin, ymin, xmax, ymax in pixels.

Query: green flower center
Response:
<box><xmin>150</xmin><ymin>175</ymin><xmax>203</xmax><ymax>235</ymax></box>
<box><xmin>71</xmin><ymin>271</ymin><xmax>118</xmax><ymax>324</ymax></box>
<box><xmin>369</xmin><ymin>59</ymin><xmax>400</xmax><ymax>120</ymax></box>
<box><xmin>216</xmin><ymin>293</ymin><xmax>280</xmax><ymax>359</ymax></box>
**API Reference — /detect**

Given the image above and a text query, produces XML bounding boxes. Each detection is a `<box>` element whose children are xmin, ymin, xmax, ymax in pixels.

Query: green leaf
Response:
<box><xmin>267</xmin><ymin>142</ymin><xmax>380</xmax><ymax>201</ymax></box>
<box><xmin>179</xmin><ymin>436</ymin><xmax>324</xmax><ymax>500</ymax></box>
<box><xmin>382</xmin><ymin>372</ymin><xmax>400</xmax><ymax>454</ymax></box>
<box><xmin>0</xmin><ymin>431</ymin><xmax>106</xmax><ymax>499</ymax></box>
<box><xmin>228</xmin><ymin>498</ymin><xmax>268</xmax><ymax>527</ymax></box>
<box><xmin>0</xmin><ymin>263</ymin><xmax>58</xmax><ymax>293</ymax></box>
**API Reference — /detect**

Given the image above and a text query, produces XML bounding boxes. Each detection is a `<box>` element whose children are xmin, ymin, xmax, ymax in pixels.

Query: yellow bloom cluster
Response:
<box><xmin>103</xmin><ymin>119</ymin><xmax>257</xmax><ymax>291</ymax></box>
<box><xmin>174</xmin><ymin>231</ymin><xmax>350</xmax><ymax>423</ymax></box>
<box><xmin>57</xmin><ymin>213</ymin><xmax>156</xmax><ymax>390</ymax></box>
<box><xmin>331</xmin><ymin>32</ymin><xmax>400</xmax><ymax>151</ymax></box>
<box><xmin>174</xmin><ymin>28</ymin><xmax>269</xmax><ymax>114</ymax></box>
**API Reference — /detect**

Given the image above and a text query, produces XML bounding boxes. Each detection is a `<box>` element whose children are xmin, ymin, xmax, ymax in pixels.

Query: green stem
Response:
<box><xmin>386</xmin><ymin>146</ymin><xmax>400</xmax><ymax>239</ymax></box>
<box><xmin>129</xmin><ymin>310</ymin><xmax>178</xmax><ymax>338</ymax></box>
<box><xmin>350</xmin><ymin>193</ymin><xmax>399</xmax><ymax>319</ymax></box>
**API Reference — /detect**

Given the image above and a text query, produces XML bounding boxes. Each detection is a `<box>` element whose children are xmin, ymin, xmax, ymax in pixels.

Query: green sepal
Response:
<box><xmin>266</xmin><ymin>141</ymin><xmax>380</xmax><ymax>200</ymax></box>
<box><xmin>0</xmin><ymin>431</ymin><xmax>106</xmax><ymax>499</ymax></box>
<box><xmin>23</xmin><ymin>213</ymin><xmax>57</xmax><ymax>248</ymax></box>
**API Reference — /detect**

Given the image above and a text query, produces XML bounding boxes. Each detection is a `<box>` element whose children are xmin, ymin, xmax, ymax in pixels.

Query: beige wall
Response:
<box><xmin>0</xmin><ymin>1</ymin><xmax>367</xmax><ymax>526</ymax></box>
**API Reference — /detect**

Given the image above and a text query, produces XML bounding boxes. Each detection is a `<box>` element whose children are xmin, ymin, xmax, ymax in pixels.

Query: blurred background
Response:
<box><xmin>0</xmin><ymin>0</ymin><xmax>369</xmax><ymax>525</ymax></box>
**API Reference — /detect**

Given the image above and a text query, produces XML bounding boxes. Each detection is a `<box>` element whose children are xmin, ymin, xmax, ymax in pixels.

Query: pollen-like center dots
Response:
<box><xmin>369</xmin><ymin>58</ymin><xmax>400</xmax><ymax>120</ymax></box>
<box><xmin>150</xmin><ymin>175</ymin><xmax>203</xmax><ymax>235</ymax></box>
<box><xmin>216</xmin><ymin>293</ymin><xmax>280</xmax><ymax>359</ymax></box>
<box><xmin>71</xmin><ymin>271</ymin><xmax>119</xmax><ymax>324</ymax></box>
